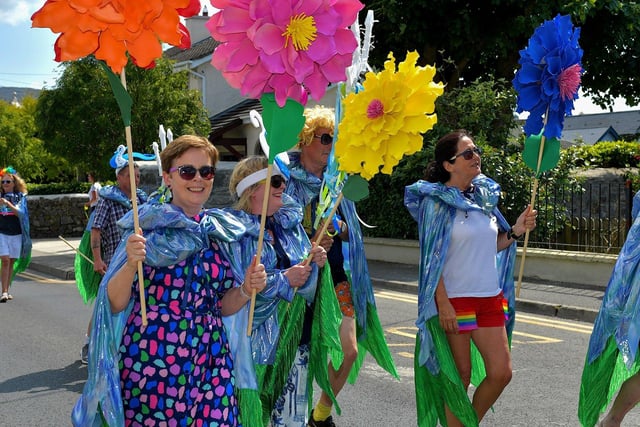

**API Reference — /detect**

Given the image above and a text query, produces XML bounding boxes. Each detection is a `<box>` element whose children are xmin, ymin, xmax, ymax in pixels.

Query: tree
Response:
<box><xmin>0</xmin><ymin>97</ymin><xmax>71</xmax><ymax>184</ymax></box>
<box><xmin>367</xmin><ymin>0</ymin><xmax>640</xmax><ymax>109</ymax></box>
<box><xmin>35</xmin><ymin>57</ymin><xmax>211</xmax><ymax>180</ymax></box>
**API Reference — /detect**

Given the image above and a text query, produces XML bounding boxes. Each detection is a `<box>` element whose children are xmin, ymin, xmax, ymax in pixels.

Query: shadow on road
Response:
<box><xmin>0</xmin><ymin>361</ymin><xmax>87</xmax><ymax>395</ymax></box>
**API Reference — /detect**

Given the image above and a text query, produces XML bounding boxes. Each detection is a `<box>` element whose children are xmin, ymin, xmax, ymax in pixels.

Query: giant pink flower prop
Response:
<box><xmin>206</xmin><ymin>0</ymin><xmax>364</xmax><ymax>107</ymax></box>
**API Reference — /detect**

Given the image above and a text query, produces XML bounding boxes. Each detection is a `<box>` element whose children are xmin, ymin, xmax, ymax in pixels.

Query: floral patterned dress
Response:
<box><xmin>118</xmin><ymin>240</ymin><xmax>241</xmax><ymax>427</ymax></box>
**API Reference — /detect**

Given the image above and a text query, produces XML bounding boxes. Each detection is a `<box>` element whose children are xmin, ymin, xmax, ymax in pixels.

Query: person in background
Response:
<box><xmin>404</xmin><ymin>129</ymin><xmax>536</xmax><ymax>427</ymax></box>
<box><xmin>84</xmin><ymin>172</ymin><xmax>101</xmax><ymax>216</ymax></box>
<box><xmin>78</xmin><ymin>161</ymin><xmax>147</xmax><ymax>364</ymax></box>
<box><xmin>287</xmin><ymin>106</ymin><xmax>397</xmax><ymax>427</ymax></box>
<box><xmin>579</xmin><ymin>190</ymin><xmax>640</xmax><ymax>427</ymax></box>
<box><xmin>72</xmin><ymin>134</ymin><xmax>267</xmax><ymax>426</ymax></box>
<box><xmin>224</xmin><ymin>155</ymin><xmax>328</xmax><ymax>426</ymax></box>
<box><xmin>0</xmin><ymin>167</ymin><xmax>31</xmax><ymax>303</ymax></box>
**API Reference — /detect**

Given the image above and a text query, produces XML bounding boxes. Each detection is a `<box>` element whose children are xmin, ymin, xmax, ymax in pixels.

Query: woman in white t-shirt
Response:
<box><xmin>405</xmin><ymin>130</ymin><xmax>537</xmax><ymax>427</ymax></box>
<box><xmin>85</xmin><ymin>173</ymin><xmax>101</xmax><ymax>215</ymax></box>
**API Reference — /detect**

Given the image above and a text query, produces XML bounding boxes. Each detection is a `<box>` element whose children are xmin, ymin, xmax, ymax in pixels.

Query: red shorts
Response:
<box><xmin>448</xmin><ymin>292</ymin><xmax>508</xmax><ymax>333</ymax></box>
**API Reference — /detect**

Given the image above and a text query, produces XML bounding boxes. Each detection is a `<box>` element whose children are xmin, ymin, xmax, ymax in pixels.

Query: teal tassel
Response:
<box><xmin>347</xmin><ymin>302</ymin><xmax>399</xmax><ymax>383</ymax></box>
<box><xmin>415</xmin><ymin>317</ymin><xmax>478</xmax><ymax>427</ymax></box>
<box><xmin>578</xmin><ymin>335</ymin><xmax>640</xmax><ymax>426</ymax></box>
<box><xmin>237</xmin><ymin>387</ymin><xmax>263</xmax><ymax>427</ymax></box>
<box><xmin>307</xmin><ymin>264</ymin><xmax>343</xmax><ymax>415</ymax></box>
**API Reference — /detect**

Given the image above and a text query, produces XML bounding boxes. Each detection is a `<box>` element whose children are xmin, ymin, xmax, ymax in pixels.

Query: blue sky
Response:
<box><xmin>0</xmin><ymin>1</ymin><xmax>61</xmax><ymax>88</ymax></box>
<box><xmin>0</xmin><ymin>1</ymin><xmax>636</xmax><ymax>114</ymax></box>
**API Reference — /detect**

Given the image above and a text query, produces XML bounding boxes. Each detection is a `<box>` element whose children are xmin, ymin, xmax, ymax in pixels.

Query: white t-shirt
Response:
<box><xmin>441</xmin><ymin>209</ymin><xmax>501</xmax><ymax>298</ymax></box>
<box><xmin>88</xmin><ymin>182</ymin><xmax>101</xmax><ymax>207</ymax></box>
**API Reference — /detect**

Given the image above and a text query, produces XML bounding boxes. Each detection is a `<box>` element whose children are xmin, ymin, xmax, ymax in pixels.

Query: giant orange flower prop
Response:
<box><xmin>31</xmin><ymin>0</ymin><xmax>201</xmax><ymax>73</ymax></box>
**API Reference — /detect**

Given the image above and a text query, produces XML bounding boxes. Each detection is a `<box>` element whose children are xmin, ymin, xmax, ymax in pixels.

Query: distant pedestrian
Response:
<box><xmin>579</xmin><ymin>191</ymin><xmax>640</xmax><ymax>426</ymax></box>
<box><xmin>404</xmin><ymin>130</ymin><xmax>536</xmax><ymax>427</ymax></box>
<box><xmin>0</xmin><ymin>166</ymin><xmax>31</xmax><ymax>303</ymax></box>
<box><xmin>84</xmin><ymin>172</ymin><xmax>101</xmax><ymax>216</ymax></box>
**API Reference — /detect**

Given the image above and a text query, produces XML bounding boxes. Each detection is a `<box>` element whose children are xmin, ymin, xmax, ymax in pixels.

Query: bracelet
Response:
<box><xmin>508</xmin><ymin>227</ymin><xmax>522</xmax><ymax>240</ymax></box>
<box><xmin>239</xmin><ymin>282</ymin><xmax>251</xmax><ymax>299</ymax></box>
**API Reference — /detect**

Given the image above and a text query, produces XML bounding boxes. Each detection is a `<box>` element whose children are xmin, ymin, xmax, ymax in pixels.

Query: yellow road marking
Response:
<box><xmin>512</xmin><ymin>331</ymin><xmax>562</xmax><ymax>344</ymax></box>
<box><xmin>18</xmin><ymin>271</ymin><xmax>75</xmax><ymax>284</ymax></box>
<box><xmin>516</xmin><ymin>314</ymin><xmax>592</xmax><ymax>334</ymax></box>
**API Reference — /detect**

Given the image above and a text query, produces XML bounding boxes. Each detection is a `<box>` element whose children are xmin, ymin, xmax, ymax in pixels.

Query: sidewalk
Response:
<box><xmin>26</xmin><ymin>238</ymin><xmax>604</xmax><ymax>323</ymax></box>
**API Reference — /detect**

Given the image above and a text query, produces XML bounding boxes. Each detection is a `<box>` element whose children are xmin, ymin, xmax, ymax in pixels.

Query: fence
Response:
<box><xmin>527</xmin><ymin>180</ymin><xmax>634</xmax><ymax>254</ymax></box>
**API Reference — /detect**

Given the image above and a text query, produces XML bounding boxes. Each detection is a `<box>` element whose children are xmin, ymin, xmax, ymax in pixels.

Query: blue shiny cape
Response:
<box><xmin>587</xmin><ymin>191</ymin><xmax>640</xmax><ymax>367</ymax></box>
<box><xmin>404</xmin><ymin>175</ymin><xmax>516</xmax><ymax>374</ymax></box>
<box><xmin>218</xmin><ymin>192</ymin><xmax>318</xmax><ymax>367</ymax></box>
<box><xmin>71</xmin><ymin>202</ymin><xmax>253</xmax><ymax>427</ymax></box>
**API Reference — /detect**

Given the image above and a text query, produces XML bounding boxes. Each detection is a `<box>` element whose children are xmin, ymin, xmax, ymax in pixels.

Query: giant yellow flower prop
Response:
<box><xmin>336</xmin><ymin>51</ymin><xmax>444</xmax><ymax>180</ymax></box>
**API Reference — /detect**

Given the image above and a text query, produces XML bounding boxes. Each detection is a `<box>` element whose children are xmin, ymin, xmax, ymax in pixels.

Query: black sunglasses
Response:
<box><xmin>169</xmin><ymin>165</ymin><xmax>215</xmax><ymax>181</ymax></box>
<box><xmin>1</xmin><ymin>180</ymin><xmax>12</xmax><ymax>184</ymax></box>
<box><xmin>448</xmin><ymin>147</ymin><xmax>482</xmax><ymax>162</ymax></box>
<box><xmin>269</xmin><ymin>175</ymin><xmax>286</xmax><ymax>188</ymax></box>
<box><xmin>313</xmin><ymin>133</ymin><xmax>333</xmax><ymax>145</ymax></box>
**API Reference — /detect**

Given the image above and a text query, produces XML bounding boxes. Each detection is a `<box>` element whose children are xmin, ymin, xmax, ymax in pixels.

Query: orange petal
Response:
<box><xmin>150</xmin><ymin>8</ymin><xmax>182</xmax><ymax>46</ymax></box>
<box><xmin>127</xmin><ymin>30</ymin><xmax>163</xmax><ymax>68</ymax></box>
<box><xmin>54</xmin><ymin>28</ymin><xmax>100</xmax><ymax>61</ymax></box>
<box><xmin>88</xmin><ymin>2</ymin><xmax>125</xmax><ymax>24</ymax></box>
<box><xmin>94</xmin><ymin>29</ymin><xmax>128</xmax><ymax>73</ymax></box>
<box><xmin>31</xmin><ymin>1</ymin><xmax>78</xmax><ymax>32</ymax></box>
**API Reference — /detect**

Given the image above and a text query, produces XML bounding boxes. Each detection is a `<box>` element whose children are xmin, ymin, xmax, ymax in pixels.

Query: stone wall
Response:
<box><xmin>28</xmin><ymin>161</ymin><xmax>236</xmax><ymax>238</ymax></box>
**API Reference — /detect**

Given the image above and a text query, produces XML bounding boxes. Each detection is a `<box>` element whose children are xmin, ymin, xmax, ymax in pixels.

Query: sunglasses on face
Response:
<box><xmin>313</xmin><ymin>133</ymin><xmax>333</xmax><ymax>145</ymax></box>
<box><xmin>1</xmin><ymin>180</ymin><xmax>12</xmax><ymax>184</ymax></box>
<box><xmin>448</xmin><ymin>147</ymin><xmax>482</xmax><ymax>162</ymax></box>
<box><xmin>259</xmin><ymin>175</ymin><xmax>286</xmax><ymax>189</ymax></box>
<box><xmin>169</xmin><ymin>165</ymin><xmax>215</xmax><ymax>181</ymax></box>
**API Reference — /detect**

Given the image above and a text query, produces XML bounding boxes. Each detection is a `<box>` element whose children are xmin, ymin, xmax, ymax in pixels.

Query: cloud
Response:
<box><xmin>0</xmin><ymin>1</ymin><xmax>39</xmax><ymax>25</ymax></box>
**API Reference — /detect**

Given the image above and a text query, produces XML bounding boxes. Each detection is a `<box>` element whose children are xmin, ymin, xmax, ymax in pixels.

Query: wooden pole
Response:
<box><xmin>58</xmin><ymin>235</ymin><xmax>93</xmax><ymax>265</ymax></box>
<box><xmin>247</xmin><ymin>163</ymin><xmax>274</xmax><ymax>335</ymax></box>
<box><xmin>121</xmin><ymin>70</ymin><xmax>148</xmax><ymax>327</ymax></box>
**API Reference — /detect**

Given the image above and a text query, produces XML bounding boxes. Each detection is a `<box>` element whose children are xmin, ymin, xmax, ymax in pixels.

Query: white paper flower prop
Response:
<box><xmin>335</xmin><ymin>51</ymin><xmax>444</xmax><ymax>180</ymax></box>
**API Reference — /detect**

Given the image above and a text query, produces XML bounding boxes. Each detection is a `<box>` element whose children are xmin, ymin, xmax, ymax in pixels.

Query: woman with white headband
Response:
<box><xmin>218</xmin><ymin>155</ymin><xmax>328</xmax><ymax>425</ymax></box>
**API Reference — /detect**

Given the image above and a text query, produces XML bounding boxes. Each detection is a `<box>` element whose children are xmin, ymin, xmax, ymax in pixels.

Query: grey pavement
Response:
<box><xmin>27</xmin><ymin>238</ymin><xmax>604</xmax><ymax>323</ymax></box>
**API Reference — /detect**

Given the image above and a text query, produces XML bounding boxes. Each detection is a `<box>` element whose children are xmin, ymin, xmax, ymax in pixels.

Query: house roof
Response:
<box><xmin>209</xmin><ymin>98</ymin><xmax>262</xmax><ymax>138</ymax></box>
<box><xmin>561</xmin><ymin>126</ymin><xmax>620</xmax><ymax>145</ymax></box>
<box><xmin>564</xmin><ymin>110</ymin><xmax>640</xmax><ymax>136</ymax></box>
<box><xmin>164</xmin><ymin>37</ymin><xmax>218</xmax><ymax>62</ymax></box>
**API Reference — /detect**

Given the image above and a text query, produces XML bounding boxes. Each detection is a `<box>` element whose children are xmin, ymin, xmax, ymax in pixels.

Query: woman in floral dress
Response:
<box><xmin>72</xmin><ymin>135</ymin><xmax>266</xmax><ymax>427</ymax></box>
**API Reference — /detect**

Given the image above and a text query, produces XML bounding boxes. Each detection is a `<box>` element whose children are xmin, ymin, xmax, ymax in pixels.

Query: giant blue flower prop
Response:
<box><xmin>513</xmin><ymin>14</ymin><xmax>583</xmax><ymax>140</ymax></box>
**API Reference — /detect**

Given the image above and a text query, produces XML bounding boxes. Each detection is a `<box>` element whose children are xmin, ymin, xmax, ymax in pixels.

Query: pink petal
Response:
<box><xmin>319</xmin><ymin>52</ymin><xmax>350</xmax><ymax>82</ymax></box>
<box><xmin>270</xmin><ymin>0</ymin><xmax>296</xmax><ymax>26</ymax></box>
<box><xmin>306</xmin><ymin>33</ymin><xmax>336</xmax><ymax>64</ymax></box>
<box><xmin>332</xmin><ymin>0</ymin><xmax>364</xmax><ymax>27</ymax></box>
<box><xmin>254</xmin><ymin>23</ymin><xmax>286</xmax><ymax>56</ymax></box>
<box><xmin>287</xmin><ymin>48</ymin><xmax>315</xmax><ymax>83</ymax></box>
<box><xmin>220</xmin><ymin>70</ymin><xmax>245</xmax><ymax>89</ymax></box>
<box><xmin>249</xmin><ymin>0</ymin><xmax>274</xmax><ymax>23</ymax></box>
<box><xmin>259</xmin><ymin>50</ymin><xmax>286</xmax><ymax>74</ymax></box>
<box><xmin>207</xmin><ymin>7</ymin><xmax>253</xmax><ymax>37</ymax></box>
<box><xmin>333</xmin><ymin>28</ymin><xmax>358</xmax><ymax>55</ymax></box>
<box><xmin>303</xmin><ymin>68</ymin><xmax>330</xmax><ymax>101</ymax></box>
<box><xmin>241</xmin><ymin>62</ymin><xmax>271</xmax><ymax>97</ymax></box>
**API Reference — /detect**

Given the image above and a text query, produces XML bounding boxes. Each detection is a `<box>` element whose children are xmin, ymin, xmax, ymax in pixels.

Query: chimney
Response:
<box><xmin>184</xmin><ymin>14</ymin><xmax>212</xmax><ymax>45</ymax></box>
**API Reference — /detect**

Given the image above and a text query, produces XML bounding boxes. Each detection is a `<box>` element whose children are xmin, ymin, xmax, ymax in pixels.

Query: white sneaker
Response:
<box><xmin>0</xmin><ymin>293</ymin><xmax>8</xmax><ymax>303</ymax></box>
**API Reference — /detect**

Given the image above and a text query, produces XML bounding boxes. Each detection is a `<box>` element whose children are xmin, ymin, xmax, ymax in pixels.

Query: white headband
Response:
<box><xmin>236</xmin><ymin>167</ymin><xmax>284</xmax><ymax>197</ymax></box>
